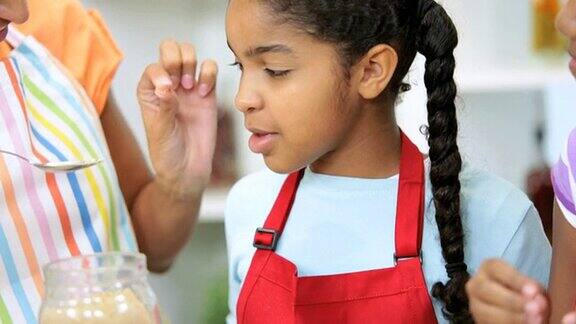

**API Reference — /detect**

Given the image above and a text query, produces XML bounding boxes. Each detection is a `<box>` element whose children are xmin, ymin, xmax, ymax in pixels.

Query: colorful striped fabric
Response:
<box><xmin>0</xmin><ymin>29</ymin><xmax>137</xmax><ymax>323</ymax></box>
<box><xmin>552</xmin><ymin>127</ymin><xmax>576</xmax><ymax>228</ymax></box>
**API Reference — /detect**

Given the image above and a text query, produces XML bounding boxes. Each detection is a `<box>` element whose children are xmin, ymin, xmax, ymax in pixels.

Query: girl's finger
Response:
<box><xmin>160</xmin><ymin>39</ymin><xmax>183</xmax><ymax>89</ymax></box>
<box><xmin>473</xmin><ymin>273</ymin><xmax>526</xmax><ymax>313</ymax></box>
<box><xmin>470</xmin><ymin>298</ymin><xmax>524</xmax><ymax>324</ymax></box>
<box><xmin>180</xmin><ymin>42</ymin><xmax>197</xmax><ymax>90</ymax></box>
<box><xmin>524</xmin><ymin>296</ymin><xmax>549</xmax><ymax>324</ymax></box>
<box><xmin>563</xmin><ymin>312</ymin><xmax>576</xmax><ymax>324</ymax></box>
<box><xmin>482</xmin><ymin>259</ymin><xmax>541</xmax><ymax>293</ymax></box>
<box><xmin>197</xmin><ymin>59</ymin><xmax>218</xmax><ymax>98</ymax></box>
<box><xmin>139</xmin><ymin>64</ymin><xmax>172</xmax><ymax>96</ymax></box>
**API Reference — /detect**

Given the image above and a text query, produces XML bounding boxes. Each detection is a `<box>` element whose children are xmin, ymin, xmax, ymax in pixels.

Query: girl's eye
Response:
<box><xmin>265</xmin><ymin>68</ymin><xmax>291</xmax><ymax>78</ymax></box>
<box><xmin>229</xmin><ymin>62</ymin><xmax>243</xmax><ymax>71</ymax></box>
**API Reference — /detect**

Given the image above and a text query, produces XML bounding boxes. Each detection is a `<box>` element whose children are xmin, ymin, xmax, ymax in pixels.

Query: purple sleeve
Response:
<box><xmin>551</xmin><ymin>128</ymin><xmax>576</xmax><ymax>220</ymax></box>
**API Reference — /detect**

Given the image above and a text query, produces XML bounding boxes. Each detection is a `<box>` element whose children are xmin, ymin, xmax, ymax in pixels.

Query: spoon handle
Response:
<box><xmin>0</xmin><ymin>149</ymin><xmax>30</xmax><ymax>162</ymax></box>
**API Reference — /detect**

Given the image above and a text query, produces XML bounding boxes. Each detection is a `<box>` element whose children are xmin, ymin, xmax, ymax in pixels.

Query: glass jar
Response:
<box><xmin>39</xmin><ymin>252</ymin><xmax>161</xmax><ymax>324</ymax></box>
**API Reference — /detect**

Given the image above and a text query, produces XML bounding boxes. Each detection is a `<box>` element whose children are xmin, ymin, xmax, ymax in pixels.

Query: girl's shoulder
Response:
<box><xmin>422</xmin><ymin>160</ymin><xmax>534</xmax><ymax>225</ymax></box>
<box><xmin>459</xmin><ymin>167</ymin><xmax>534</xmax><ymax>216</ymax></box>
<box><xmin>454</xmin><ymin>168</ymin><xmax>551</xmax><ymax>280</ymax></box>
<box><xmin>422</xmin><ymin>158</ymin><xmax>533</xmax><ymax>219</ymax></box>
<box><xmin>455</xmin><ymin>167</ymin><xmax>541</xmax><ymax>259</ymax></box>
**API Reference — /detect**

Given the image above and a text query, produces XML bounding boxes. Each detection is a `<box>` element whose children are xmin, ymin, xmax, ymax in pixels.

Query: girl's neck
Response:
<box><xmin>310</xmin><ymin>103</ymin><xmax>401</xmax><ymax>179</ymax></box>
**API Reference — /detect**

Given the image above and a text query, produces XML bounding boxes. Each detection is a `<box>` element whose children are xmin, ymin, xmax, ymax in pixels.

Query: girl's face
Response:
<box><xmin>0</xmin><ymin>0</ymin><xmax>29</xmax><ymax>41</ymax></box>
<box><xmin>226</xmin><ymin>0</ymin><xmax>365</xmax><ymax>174</ymax></box>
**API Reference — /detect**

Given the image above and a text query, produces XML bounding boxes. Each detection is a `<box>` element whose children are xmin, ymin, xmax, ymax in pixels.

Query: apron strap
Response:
<box><xmin>4</xmin><ymin>26</ymin><xmax>26</xmax><ymax>49</ymax></box>
<box><xmin>394</xmin><ymin>132</ymin><xmax>425</xmax><ymax>263</ymax></box>
<box><xmin>253</xmin><ymin>169</ymin><xmax>305</xmax><ymax>251</ymax></box>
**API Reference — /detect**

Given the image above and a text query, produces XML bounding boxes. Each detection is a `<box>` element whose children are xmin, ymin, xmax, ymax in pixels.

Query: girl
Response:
<box><xmin>466</xmin><ymin>1</ymin><xmax>576</xmax><ymax>323</ymax></box>
<box><xmin>224</xmin><ymin>0</ymin><xmax>551</xmax><ymax>323</ymax></box>
<box><xmin>537</xmin><ymin>3</ymin><xmax>576</xmax><ymax>322</ymax></box>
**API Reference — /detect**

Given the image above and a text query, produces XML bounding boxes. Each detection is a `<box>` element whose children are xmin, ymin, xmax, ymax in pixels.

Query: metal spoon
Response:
<box><xmin>0</xmin><ymin>149</ymin><xmax>102</xmax><ymax>172</ymax></box>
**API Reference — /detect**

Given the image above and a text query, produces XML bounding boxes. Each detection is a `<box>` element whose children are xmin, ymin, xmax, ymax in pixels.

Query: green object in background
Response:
<box><xmin>201</xmin><ymin>273</ymin><xmax>229</xmax><ymax>324</ymax></box>
<box><xmin>148</xmin><ymin>223</ymin><xmax>229</xmax><ymax>323</ymax></box>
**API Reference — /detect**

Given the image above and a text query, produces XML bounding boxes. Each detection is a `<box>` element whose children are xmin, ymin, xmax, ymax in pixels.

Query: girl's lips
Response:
<box><xmin>249</xmin><ymin>132</ymin><xmax>279</xmax><ymax>154</ymax></box>
<box><xmin>570</xmin><ymin>57</ymin><xmax>576</xmax><ymax>73</ymax></box>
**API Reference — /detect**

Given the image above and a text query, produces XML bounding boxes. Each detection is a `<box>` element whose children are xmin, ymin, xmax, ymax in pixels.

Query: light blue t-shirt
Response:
<box><xmin>225</xmin><ymin>163</ymin><xmax>551</xmax><ymax>324</ymax></box>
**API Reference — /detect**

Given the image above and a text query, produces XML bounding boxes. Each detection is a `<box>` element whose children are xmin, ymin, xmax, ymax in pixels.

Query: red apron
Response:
<box><xmin>236</xmin><ymin>133</ymin><xmax>438</xmax><ymax>324</ymax></box>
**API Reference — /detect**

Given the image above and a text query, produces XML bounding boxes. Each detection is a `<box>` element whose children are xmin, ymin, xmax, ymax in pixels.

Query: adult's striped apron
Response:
<box><xmin>0</xmin><ymin>27</ymin><xmax>137</xmax><ymax>323</ymax></box>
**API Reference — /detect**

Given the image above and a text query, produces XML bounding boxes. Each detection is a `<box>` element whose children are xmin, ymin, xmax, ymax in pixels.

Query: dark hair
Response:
<box><xmin>261</xmin><ymin>0</ymin><xmax>469</xmax><ymax>322</ymax></box>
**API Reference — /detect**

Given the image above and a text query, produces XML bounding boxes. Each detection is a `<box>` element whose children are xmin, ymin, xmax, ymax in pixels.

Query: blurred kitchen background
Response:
<box><xmin>81</xmin><ymin>0</ymin><xmax>576</xmax><ymax>323</ymax></box>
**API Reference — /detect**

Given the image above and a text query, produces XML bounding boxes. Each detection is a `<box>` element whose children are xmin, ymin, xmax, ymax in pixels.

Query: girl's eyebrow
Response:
<box><xmin>227</xmin><ymin>41</ymin><xmax>296</xmax><ymax>58</ymax></box>
<box><xmin>246</xmin><ymin>44</ymin><xmax>294</xmax><ymax>57</ymax></box>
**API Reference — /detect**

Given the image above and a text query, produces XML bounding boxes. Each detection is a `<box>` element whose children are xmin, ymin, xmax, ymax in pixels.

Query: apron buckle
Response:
<box><xmin>253</xmin><ymin>227</ymin><xmax>279</xmax><ymax>251</ymax></box>
<box><xmin>393</xmin><ymin>252</ymin><xmax>423</xmax><ymax>266</ymax></box>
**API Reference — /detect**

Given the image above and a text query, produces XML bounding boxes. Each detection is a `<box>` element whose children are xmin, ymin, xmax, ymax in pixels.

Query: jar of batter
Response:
<box><xmin>39</xmin><ymin>252</ymin><xmax>161</xmax><ymax>324</ymax></box>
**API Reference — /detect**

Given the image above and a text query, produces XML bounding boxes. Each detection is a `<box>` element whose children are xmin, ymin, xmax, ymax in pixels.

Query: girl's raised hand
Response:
<box><xmin>137</xmin><ymin>40</ymin><xmax>218</xmax><ymax>198</ymax></box>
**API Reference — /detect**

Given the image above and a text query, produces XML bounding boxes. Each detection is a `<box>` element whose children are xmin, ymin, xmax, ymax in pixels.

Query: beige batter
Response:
<box><xmin>40</xmin><ymin>288</ymin><xmax>155</xmax><ymax>324</ymax></box>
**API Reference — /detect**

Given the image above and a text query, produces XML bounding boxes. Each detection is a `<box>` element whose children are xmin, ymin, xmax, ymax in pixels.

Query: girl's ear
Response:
<box><xmin>353</xmin><ymin>44</ymin><xmax>398</xmax><ymax>100</ymax></box>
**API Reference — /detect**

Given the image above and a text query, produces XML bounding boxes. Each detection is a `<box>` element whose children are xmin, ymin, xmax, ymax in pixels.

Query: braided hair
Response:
<box><xmin>260</xmin><ymin>0</ymin><xmax>470</xmax><ymax>322</ymax></box>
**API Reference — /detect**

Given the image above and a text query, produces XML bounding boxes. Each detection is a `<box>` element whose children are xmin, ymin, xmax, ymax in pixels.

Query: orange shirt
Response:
<box><xmin>0</xmin><ymin>0</ymin><xmax>123</xmax><ymax>115</ymax></box>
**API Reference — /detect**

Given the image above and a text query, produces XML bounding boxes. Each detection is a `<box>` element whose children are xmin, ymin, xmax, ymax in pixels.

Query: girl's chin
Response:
<box><xmin>262</xmin><ymin>155</ymin><xmax>304</xmax><ymax>175</ymax></box>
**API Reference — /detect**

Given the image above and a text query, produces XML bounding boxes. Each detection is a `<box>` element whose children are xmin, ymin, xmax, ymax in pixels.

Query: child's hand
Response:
<box><xmin>564</xmin><ymin>312</ymin><xmax>576</xmax><ymax>324</ymax></box>
<box><xmin>556</xmin><ymin>0</ymin><xmax>576</xmax><ymax>77</ymax></box>
<box><xmin>466</xmin><ymin>259</ymin><xmax>549</xmax><ymax>324</ymax></box>
<box><xmin>137</xmin><ymin>40</ymin><xmax>219</xmax><ymax>198</ymax></box>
